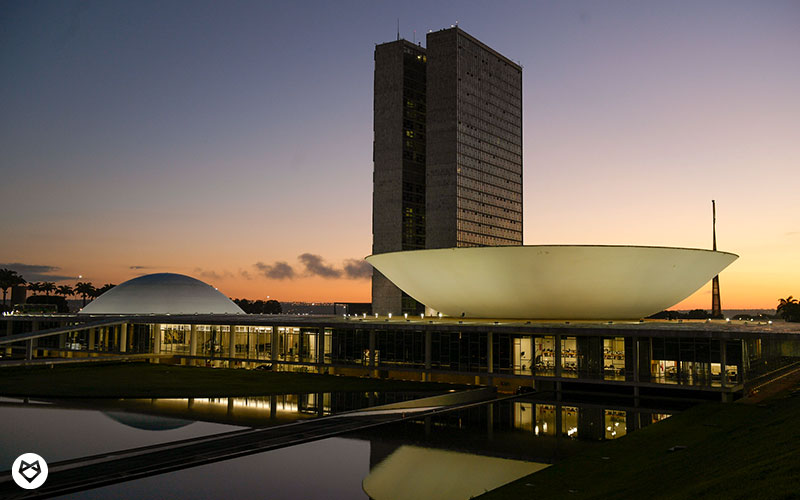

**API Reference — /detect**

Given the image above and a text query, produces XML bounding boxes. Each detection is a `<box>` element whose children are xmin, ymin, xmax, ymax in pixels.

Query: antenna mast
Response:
<box><xmin>712</xmin><ymin>199</ymin><xmax>717</xmax><ymax>251</ymax></box>
<box><xmin>711</xmin><ymin>200</ymin><xmax>722</xmax><ymax>318</ymax></box>
<box><xmin>397</xmin><ymin>18</ymin><xmax>400</xmax><ymax>41</ymax></box>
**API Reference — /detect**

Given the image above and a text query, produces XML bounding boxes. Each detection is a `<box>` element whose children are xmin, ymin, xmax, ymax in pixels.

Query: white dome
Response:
<box><xmin>79</xmin><ymin>273</ymin><xmax>245</xmax><ymax>315</ymax></box>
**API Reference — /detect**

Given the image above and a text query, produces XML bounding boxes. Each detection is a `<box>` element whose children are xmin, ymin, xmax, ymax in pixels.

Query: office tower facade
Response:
<box><xmin>426</xmin><ymin>28</ymin><xmax>523</xmax><ymax>248</ymax></box>
<box><xmin>372</xmin><ymin>27</ymin><xmax>522</xmax><ymax>315</ymax></box>
<box><xmin>372</xmin><ymin>39</ymin><xmax>428</xmax><ymax>315</ymax></box>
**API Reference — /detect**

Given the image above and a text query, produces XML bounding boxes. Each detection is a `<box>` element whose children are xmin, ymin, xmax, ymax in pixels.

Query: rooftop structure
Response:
<box><xmin>79</xmin><ymin>273</ymin><xmax>244</xmax><ymax>315</ymax></box>
<box><xmin>367</xmin><ymin>245</ymin><xmax>738</xmax><ymax>319</ymax></box>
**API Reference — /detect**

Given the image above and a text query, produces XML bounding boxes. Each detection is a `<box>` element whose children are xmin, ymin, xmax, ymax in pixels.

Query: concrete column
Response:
<box><xmin>487</xmin><ymin>331</ymin><xmax>494</xmax><ymax>374</ymax></box>
<box><xmin>229</xmin><ymin>325</ymin><xmax>236</xmax><ymax>361</ymax></box>
<box><xmin>555</xmin><ymin>334</ymin><xmax>563</xmax><ymax>400</ymax></box>
<box><xmin>368</xmin><ymin>329</ymin><xmax>376</xmax><ymax>368</ymax></box>
<box><xmin>271</xmin><ymin>327</ymin><xmax>278</xmax><ymax>361</ymax></box>
<box><xmin>152</xmin><ymin>324</ymin><xmax>161</xmax><ymax>363</ymax></box>
<box><xmin>26</xmin><ymin>339</ymin><xmax>34</xmax><ymax>360</ymax></box>
<box><xmin>555</xmin><ymin>334</ymin><xmax>562</xmax><ymax>378</ymax></box>
<box><xmin>88</xmin><ymin>328</ymin><xmax>96</xmax><ymax>350</ymax></box>
<box><xmin>119</xmin><ymin>323</ymin><xmax>127</xmax><ymax>353</ymax></box>
<box><xmin>317</xmin><ymin>327</ymin><xmax>325</xmax><ymax>364</ymax></box>
<box><xmin>269</xmin><ymin>395</ymin><xmax>277</xmax><ymax>420</ymax></box>
<box><xmin>632</xmin><ymin>336</ymin><xmax>639</xmax><ymax>383</ymax></box>
<box><xmin>189</xmin><ymin>325</ymin><xmax>197</xmax><ymax>356</ymax></box>
<box><xmin>555</xmin><ymin>403</ymin><xmax>563</xmax><ymax>438</ymax></box>
<box><xmin>487</xmin><ymin>403</ymin><xmax>494</xmax><ymax>439</ymax></box>
<box><xmin>424</xmin><ymin>330</ymin><xmax>432</xmax><ymax>370</ymax></box>
<box><xmin>720</xmin><ymin>339</ymin><xmax>727</xmax><ymax>389</ymax></box>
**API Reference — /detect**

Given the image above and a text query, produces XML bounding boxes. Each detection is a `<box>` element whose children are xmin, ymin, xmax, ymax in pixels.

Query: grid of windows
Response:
<box><xmin>453</xmin><ymin>31</ymin><xmax>522</xmax><ymax>247</ymax></box>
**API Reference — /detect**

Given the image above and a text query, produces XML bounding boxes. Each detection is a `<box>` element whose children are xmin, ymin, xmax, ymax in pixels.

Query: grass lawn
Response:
<box><xmin>0</xmin><ymin>362</ymin><xmax>463</xmax><ymax>398</ymax></box>
<box><xmin>478</xmin><ymin>376</ymin><xmax>800</xmax><ymax>500</ymax></box>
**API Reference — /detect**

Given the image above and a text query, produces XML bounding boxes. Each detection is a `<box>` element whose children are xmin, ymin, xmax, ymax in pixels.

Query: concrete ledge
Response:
<box><xmin>351</xmin><ymin>387</ymin><xmax>497</xmax><ymax>412</ymax></box>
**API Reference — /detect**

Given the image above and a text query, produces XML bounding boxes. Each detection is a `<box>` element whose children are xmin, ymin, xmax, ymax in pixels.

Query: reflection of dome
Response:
<box><xmin>363</xmin><ymin>445</ymin><xmax>547</xmax><ymax>500</ymax></box>
<box><xmin>79</xmin><ymin>273</ymin><xmax>245</xmax><ymax>315</ymax></box>
<box><xmin>103</xmin><ymin>411</ymin><xmax>193</xmax><ymax>431</ymax></box>
<box><xmin>367</xmin><ymin>245</ymin><xmax>738</xmax><ymax>319</ymax></box>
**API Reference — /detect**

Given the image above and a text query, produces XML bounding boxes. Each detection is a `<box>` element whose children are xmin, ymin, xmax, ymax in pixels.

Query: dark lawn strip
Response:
<box><xmin>0</xmin><ymin>362</ymin><xmax>464</xmax><ymax>398</ymax></box>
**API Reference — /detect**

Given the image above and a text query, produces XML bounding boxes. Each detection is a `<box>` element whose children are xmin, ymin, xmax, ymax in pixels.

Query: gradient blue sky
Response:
<box><xmin>2</xmin><ymin>0</ymin><xmax>798</xmax><ymax>307</ymax></box>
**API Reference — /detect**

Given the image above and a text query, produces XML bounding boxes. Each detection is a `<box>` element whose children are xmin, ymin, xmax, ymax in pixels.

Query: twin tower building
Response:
<box><xmin>372</xmin><ymin>27</ymin><xmax>524</xmax><ymax>315</ymax></box>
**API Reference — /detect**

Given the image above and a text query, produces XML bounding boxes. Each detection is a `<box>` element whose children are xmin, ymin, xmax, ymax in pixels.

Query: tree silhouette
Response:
<box><xmin>777</xmin><ymin>296</ymin><xmax>800</xmax><ymax>322</ymax></box>
<box><xmin>74</xmin><ymin>282</ymin><xmax>97</xmax><ymax>307</ymax></box>
<box><xmin>0</xmin><ymin>268</ymin><xmax>26</xmax><ymax>307</ymax></box>
<box><xmin>56</xmin><ymin>285</ymin><xmax>74</xmax><ymax>298</ymax></box>
<box><xmin>41</xmin><ymin>282</ymin><xmax>56</xmax><ymax>296</ymax></box>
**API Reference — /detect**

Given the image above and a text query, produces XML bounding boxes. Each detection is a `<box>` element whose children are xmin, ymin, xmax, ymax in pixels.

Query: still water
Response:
<box><xmin>0</xmin><ymin>393</ymin><xmax>683</xmax><ymax>499</ymax></box>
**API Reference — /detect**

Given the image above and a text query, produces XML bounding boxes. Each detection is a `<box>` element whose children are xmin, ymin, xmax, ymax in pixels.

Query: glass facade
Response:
<box><xmin>7</xmin><ymin>316</ymin><xmax>800</xmax><ymax>400</ymax></box>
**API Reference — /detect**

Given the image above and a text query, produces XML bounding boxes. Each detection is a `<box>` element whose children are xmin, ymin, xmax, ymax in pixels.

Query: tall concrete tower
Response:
<box><xmin>371</xmin><ymin>27</ymin><xmax>522</xmax><ymax>315</ymax></box>
<box><xmin>372</xmin><ymin>39</ymin><xmax>428</xmax><ymax>315</ymax></box>
<box><xmin>426</xmin><ymin>27</ymin><xmax>523</xmax><ymax>248</ymax></box>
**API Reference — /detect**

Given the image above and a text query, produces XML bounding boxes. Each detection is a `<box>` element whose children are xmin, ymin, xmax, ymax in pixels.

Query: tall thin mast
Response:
<box><xmin>711</xmin><ymin>200</ymin><xmax>722</xmax><ymax>317</ymax></box>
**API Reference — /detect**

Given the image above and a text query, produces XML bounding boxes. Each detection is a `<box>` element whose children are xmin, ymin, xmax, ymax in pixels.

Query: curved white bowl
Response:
<box><xmin>366</xmin><ymin>245</ymin><xmax>738</xmax><ymax>319</ymax></box>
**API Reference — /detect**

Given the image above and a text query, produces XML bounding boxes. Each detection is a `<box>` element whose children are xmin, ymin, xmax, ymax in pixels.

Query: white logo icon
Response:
<box><xmin>11</xmin><ymin>453</ymin><xmax>48</xmax><ymax>490</ymax></box>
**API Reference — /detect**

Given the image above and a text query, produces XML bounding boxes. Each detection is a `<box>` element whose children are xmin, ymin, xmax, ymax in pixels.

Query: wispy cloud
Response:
<box><xmin>193</xmin><ymin>268</ymin><xmax>233</xmax><ymax>281</ymax></box>
<box><xmin>254</xmin><ymin>261</ymin><xmax>295</xmax><ymax>280</ymax></box>
<box><xmin>129</xmin><ymin>265</ymin><xmax>152</xmax><ymax>270</ymax></box>
<box><xmin>0</xmin><ymin>263</ymin><xmax>76</xmax><ymax>282</ymax></box>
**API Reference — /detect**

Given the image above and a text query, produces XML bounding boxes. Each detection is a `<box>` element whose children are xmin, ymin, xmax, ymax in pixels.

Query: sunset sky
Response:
<box><xmin>2</xmin><ymin>0</ymin><xmax>798</xmax><ymax>309</ymax></box>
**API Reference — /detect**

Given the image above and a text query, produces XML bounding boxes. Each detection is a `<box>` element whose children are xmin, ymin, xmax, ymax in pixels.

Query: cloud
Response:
<box><xmin>193</xmin><ymin>268</ymin><xmax>233</xmax><ymax>281</ymax></box>
<box><xmin>343</xmin><ymin>259</ymin><xmax>372</xmax><ymax>279</ymax></box>
<box><xmin>129</xmin><ymin>265</ymin><xmax>151</xmax><ymax>270</ymax></box>
<box><xmin>239</xmin><ymin>269</ymin><xmax>253</xmax><ymax>280</ymax></box>
<box><xmin>786</xmin><ymin>231</ymin><xmax>799</xmax><ymax>237</ymax></box>
<box><xmin>0</xmin><ymin>263</ymin><xmax>76</xmax><ymax>282</ymax></box>
<box><xmin>254</xmin><ymin>261</ymin><xmax>295</xmax><ymax>280</ymax></box>
<box><xmin>299</xmin><ymin>253</ymin><xmax>341</xmax><ymax>279</ymax></box>
<box><xmin>252</xmin><ymin>255</ymin><xmax>372</xmax><ymax>280</ymax></box>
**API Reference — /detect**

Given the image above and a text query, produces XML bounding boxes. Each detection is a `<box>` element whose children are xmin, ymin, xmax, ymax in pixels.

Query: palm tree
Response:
<box><xmin>97</xmin><ymin>283</ymin><xmax>116</xmax><ymax>296</ymax></box>
<box><xmin>0</xmin><ymin>268</ymin><xmax>26</xmax><ymax>307</ymax></box>
<box><xmin>74</xmin><ymin>282</ymin><xmax>96</xmax><ymax>307</ymax></box>
<box><xmin>777</xmin><ymin>296</ymin><xmax>800</xmax><ymax>322</ymax></box>
<box><xmin>27</xmin><ymin>282</ymin><xmax>43</xmax><ymax>295</ymax></box>
<box><xmin>56</xmin><ymin>285</ymin><xmax>74</xmax><ymax>298</ymax></box>
<box><xmin>41</xmin><ymin>281</ymin><xmax>56</xmax><ymax>296</ymax></box>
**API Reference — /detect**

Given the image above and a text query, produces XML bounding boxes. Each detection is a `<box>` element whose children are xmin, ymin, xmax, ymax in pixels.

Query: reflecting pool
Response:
<box><xmin>0</xmin><ymin>392</ymin><xmax>684</xmax><ymax>499</ymax></box>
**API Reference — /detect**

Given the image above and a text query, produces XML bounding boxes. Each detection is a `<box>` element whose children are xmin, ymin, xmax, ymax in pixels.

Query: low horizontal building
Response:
<box><xmin>3</xmin><ymin>313</ymin><xmax>799</xmax><ymax>402</ymax></box>
<box><xmin>3</xmin><ymin>273</ymin><xmax>796</xmax><ymax>402</ymax></box>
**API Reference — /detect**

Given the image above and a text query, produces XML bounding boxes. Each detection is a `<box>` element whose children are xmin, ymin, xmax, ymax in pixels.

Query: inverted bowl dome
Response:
<box><xmin>366</xmin><ymin>245</ymin><xmax>738</xmax><ymax>320</ymax></box>
<box><xmin>79</xmin><ymin>273</ymin><xmax>244</xmax><ymax>315</ymax></box>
